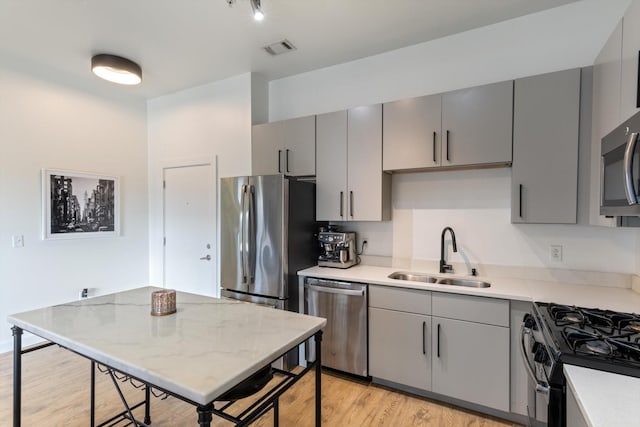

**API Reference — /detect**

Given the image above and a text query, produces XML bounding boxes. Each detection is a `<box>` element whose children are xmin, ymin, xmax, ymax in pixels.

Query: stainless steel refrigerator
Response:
<box><xmin>220</xmin><ymin>174</ymin><xmax>318</xmax><ymax>316</ymax></box>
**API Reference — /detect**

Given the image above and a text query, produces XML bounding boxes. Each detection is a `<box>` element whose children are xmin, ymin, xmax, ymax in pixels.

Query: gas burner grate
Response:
<box><xmin>549</xmin><ymin>304</ymin><xmax>585</xmax><ymax>326</ymax></box>
<box><xmin>562</xmin><ymin>326</ymin><xmax>640</xmax><ymax>360</ymax></box>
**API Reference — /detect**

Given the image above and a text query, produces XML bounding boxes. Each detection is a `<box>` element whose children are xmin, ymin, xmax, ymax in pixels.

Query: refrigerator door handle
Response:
<box><xmin>240</xmin><ymin>184</ymin><xmax>248</xmax><ymax>284</ymax></box>
<box><xmin>247</xmin><ymin>185</ymin><xmax>257</xmax><ymax>283</ymax></box>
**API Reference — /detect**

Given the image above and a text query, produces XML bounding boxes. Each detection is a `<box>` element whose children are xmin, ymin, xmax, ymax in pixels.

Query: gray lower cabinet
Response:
<box><xmin>511</xmin><ymin>68</ymin><xmax>581</xmax><ymax>224</ymax></box>
<box><xmin>431</xmin><ymin>292</ymin><xmax>510</xmax><ymax>412</ymax></box>
<box><xmin>369</xmin><ymin>287</ymin><xmax>510</xmax><ymax>413</ymax></box>
<box><xmin>431</xmin><ymin>316</ymin><xmax>510</xmax><ymax>412</ymax></box>
<box><xmin>369</xmin><ymin>285</ymin><xmax>432</xmax><ymax>390</ymax></box>
<box><xmin>252</xmin><ymin>115</ymin><xmax>316</xmax><ymax>176</ymax></box>
<box><xmin>369</xmin><ymin>308</ymin><xmax>431</xmax><ymax>390</ymax></box>
<box><xmin>441</xmin><ymin>80</ymin><xmax>513</xmax><ymax>168</ymax></box>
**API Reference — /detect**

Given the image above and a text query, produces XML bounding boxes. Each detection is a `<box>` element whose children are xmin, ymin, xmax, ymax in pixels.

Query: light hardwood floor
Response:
<box><xmin>0</xmin><ymin>345</ymin><xmax>522</xmax><ymax>426</ymax></box>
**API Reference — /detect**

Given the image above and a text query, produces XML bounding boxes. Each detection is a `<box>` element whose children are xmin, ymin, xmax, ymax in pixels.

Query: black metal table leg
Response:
<box><xmin>197</xmin><ymin>403</ymin><xmax>214</xmax><ymax>427</ymax></box>
<box><xmin>144</xmin><ymin>386</ymin><xmax>151</xmax><ymax>424</ymax></box>
<box><xmin>315</xmin><ymin>330</ymin><xmax>322</xmax><ymax>427</ymax></box>
<box><xmin>91</xmin><ymin>361</ymin><xmax>96</xmax><ymax>427</ymax></box>
<box><xmin>12</xmin><ymin>326</ymin><xmax>23</xmax><ymax>427</ymax></box>
<box><xmin>273</xmin><ymin>398</ymin><xmax>279</xmax><ymax>427</ymax></box>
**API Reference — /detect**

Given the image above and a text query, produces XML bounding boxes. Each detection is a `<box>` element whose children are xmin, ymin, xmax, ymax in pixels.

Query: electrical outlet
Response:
<box><xmin>550</xmin><ymin>245</ymin><xmax>563</xmax><ymax>262</ymax></box>
<box><xmin>11</xmin><ymin>235</ymin><xmax>24</xmax><ymax>248</ymax></box>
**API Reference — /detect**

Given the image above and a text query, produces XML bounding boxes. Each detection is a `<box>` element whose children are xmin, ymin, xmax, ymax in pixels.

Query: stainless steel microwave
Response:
<box><xmin>601</xmin><ymin>110</ymin><xmax>640</xmax><ymax>216</ymax></box>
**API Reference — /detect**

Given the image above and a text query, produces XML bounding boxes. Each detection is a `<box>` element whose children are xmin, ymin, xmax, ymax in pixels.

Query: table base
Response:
<box><xmin>12</xmin><ymin>326</ymin><xmax>323</xmax><ymax>427</ymax></box>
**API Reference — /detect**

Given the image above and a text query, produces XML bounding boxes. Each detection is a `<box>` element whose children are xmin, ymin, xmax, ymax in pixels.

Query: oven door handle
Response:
<box><xmin>623</xmin><ymin>132</ymin><xmax>639</xmax><ymax>205</ymax></box>
<box><xmin>520</xmin><ymin>324</ymin><xmax>550</xmax><ymax>396</ymax></box>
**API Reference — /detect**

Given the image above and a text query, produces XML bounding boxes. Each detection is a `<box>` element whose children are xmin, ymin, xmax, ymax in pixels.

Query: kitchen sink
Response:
<box><xmin>388</xmin><ymin>272</ymin><xmax>491</xmax><ymax>288</ymax></box>
<box><xmin>435</xmin><ymin>278</ymin><xmax>491</xmax><ymax>288</ymax></box>
<box><xmin>387</xmin><ymin>272</ymin><xmax>438</xmax><ymax>283</ymax></box>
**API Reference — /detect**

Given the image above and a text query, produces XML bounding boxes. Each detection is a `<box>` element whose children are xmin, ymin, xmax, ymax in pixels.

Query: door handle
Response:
<box><xmin>422</xmin><ymin>321</ymin><xmax>427</xmax><ymax>355</ymax></box>
<box><xmin>277</xmin><ymin>150</ymin><xmax>282</xmax><ymax>173</ymax></box>
<box><xmin>285</xmin><ymin>149</ymin><xmax>290</xmax><ymax>173</ymax></box>
<box><xmin>519</xmin><ymin>184</ymin><xmax>523</xmax><ymax>218</ymax></box>
<box><xmin>339</xmin><ymin>191</ymin><xmax>344</xmax><ymax>217</ymax></box>
<box><xmin>304</xmin><ymin>283</ymin><xmax>364</xmax><ymax>296</ymax></box>
<box><xmin>433</xmin><ymin>131</ymin><xmax>437</xmax><ymax>163</ymax></box>
<box><xmin>437</xmin><ymin>323</ymin><xmax>441</xmax><ymax>358</ymax></box>
<box><xmin>446</xmin><ymin>130</ymin><xmax>450</xmax><ymax>161</ymax></box>
<box><xmin>200</xmin><ymin>255</ymin><xmax>211</xmax><ymax>261</ymax></box>
<box><xmin>519</xmin><ymin>324</ymin><xmax>550</xmax><ymax>395</ymax></box>
<box><xmin>349</xmin><ymin>191</ymin><xmax>354</xmax><ymax>218</ymax></box>
<box><xmin>624</xmin><ymin>132</ymin><xmax>639</xmax><ymax>205</ymax></box>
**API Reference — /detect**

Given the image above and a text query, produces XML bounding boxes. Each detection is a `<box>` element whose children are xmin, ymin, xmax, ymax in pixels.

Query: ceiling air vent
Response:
<box><xmin>263</xmin><ymin>39</ymin><xmax>297</xmax><ymax>56</ymax></box>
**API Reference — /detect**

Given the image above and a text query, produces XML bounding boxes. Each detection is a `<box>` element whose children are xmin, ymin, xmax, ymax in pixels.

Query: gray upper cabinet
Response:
<box><xmin>383</xmin><ymin>81</ymin><xmax>513</xmax><ymax>172</ymax></box>
<box><xmin>511</xmin><ymin>68</ymin><xmax>581</xmax><ymax>224</ymax></box>
<box><xmin>316</xmin><ymin>105</ymin><xmax>391</xmax><ymax>222</ymax></box>
<box><xmin>251</xmin><ymin>115</ymin><xmax>316</xmax><ymax>177</ymax></box>
<box><xmin>441</xmin><ymin>80</ymin><xmax>513</xmax><ymax>167</ymax></box>
<box><xmin>383</xmin><ymin>94</ymin><xmax>442</xmax><ymax>171</ymax></box>
<box><xmin>316</xmin><ymin>111</ymin><xmax>348</xmax><ymax>221</ymax></box>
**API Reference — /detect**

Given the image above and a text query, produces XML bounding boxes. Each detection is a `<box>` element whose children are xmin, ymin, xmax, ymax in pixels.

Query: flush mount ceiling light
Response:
<box><xmin>91</xmin><ymin>54</ymin><xmax>142</xmax><ymax>85</ymax></box>
<box><xmin>227</xmin><ymin>0</ymin><xmax>265</xmax><ymax>21</ymax></box>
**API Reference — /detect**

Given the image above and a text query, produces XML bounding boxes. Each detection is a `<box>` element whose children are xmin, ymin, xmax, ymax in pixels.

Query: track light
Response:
<box><xmin>250</xmin><ymin>0</ymin><xmax>264</xmax><ymax>21</ymax></box>
<box><xmin>91</xmin><ymin>54</ymin><xmax>142</xmax><ymax>85</ymax></box>
<box><xmin>227</xmin><ymin>0</ymin><xmax>265</xmax><ymax>21</ymax></box>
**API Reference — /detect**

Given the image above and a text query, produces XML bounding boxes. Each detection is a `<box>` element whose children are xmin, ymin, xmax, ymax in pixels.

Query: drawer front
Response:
<box><xmin>369</xmin><ymin>285</ymin><xmax>431</xmax><ymax>315</ymax></box>
<box><xmin>432</xmin><ymin>293</ymin><xmax>508</xmax><ymax>326</ymax></box>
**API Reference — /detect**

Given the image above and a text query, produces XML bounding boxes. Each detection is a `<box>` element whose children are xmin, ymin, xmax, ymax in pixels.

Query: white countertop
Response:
<box><xmin>298</xmin><ymin>265</ymin><xmax>640</xmax><ymax>313</ymax></box>
<box><xmin>564</xmin><ymin>365</ymin><xmax>640</xmax><ymax>427</ymax></box>
<box><xmin>7</xmin><ymin>287</ymin><xmax>326</xmax><ymax>405</ymax></box>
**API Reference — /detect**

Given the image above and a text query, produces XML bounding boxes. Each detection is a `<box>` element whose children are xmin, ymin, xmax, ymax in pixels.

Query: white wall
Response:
<box><xmin>269</xmin><ymin>0</ymin><xmax>629</xmax><ymax>120</ymax></box>
<box><xmin>269</xmin><ymin>0</ymin><xmax>637</xmax><ymax>274</ymax></box>
<box><xmin>0</xmin><ymin>67</ymin><xmax>149</xmax><ymax>351</ymax></box>
<box><xmin>147</xmin><ymin>73</ymin><xmax>256</xmax><ymax>288</ymax></box>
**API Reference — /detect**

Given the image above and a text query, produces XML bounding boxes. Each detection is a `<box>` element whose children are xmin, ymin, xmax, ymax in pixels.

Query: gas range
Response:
<box><xmin>535</xmin><ymin>302</ymin><xmax>640</xmax><ymax>379</ymax></box>
<box><xmin>522</xmin><ymin>302</ymin><xmax>640</xmax><ymax>427</ymax></box>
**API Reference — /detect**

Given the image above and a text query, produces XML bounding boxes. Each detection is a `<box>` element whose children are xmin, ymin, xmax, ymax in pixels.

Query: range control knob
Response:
<box><xmin>534</xmin><ymin>346</ymin><xmax>549</xmax><ymax>364</ymax></box>
<box><xmin>523</xmin><ymin>314</ymin><xmax>536</xmax><ymax>329</ymax></box>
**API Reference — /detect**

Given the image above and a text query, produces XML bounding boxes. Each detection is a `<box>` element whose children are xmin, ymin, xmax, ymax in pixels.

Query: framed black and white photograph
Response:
<box><xmin>42</xmin><ymin>169</ymin><xmax>120</xmax><ymax>239</ymax></box>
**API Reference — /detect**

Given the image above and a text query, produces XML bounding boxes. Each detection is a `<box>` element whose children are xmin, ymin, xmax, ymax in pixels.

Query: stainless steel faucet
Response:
<box><xmin>439</xmin><ymin>226</ymin><xmax>458</xmax><ymax>273</ymax></box>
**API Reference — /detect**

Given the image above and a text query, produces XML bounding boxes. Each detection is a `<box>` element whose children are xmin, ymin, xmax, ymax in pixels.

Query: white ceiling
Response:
<box><xmin>0</xmin><ymin>0</ymin><xmax>579</xmax><ymax>99</ymax></box>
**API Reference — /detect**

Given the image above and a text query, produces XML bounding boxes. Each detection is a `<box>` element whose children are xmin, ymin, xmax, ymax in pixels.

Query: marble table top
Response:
<box><xmin>8</xmin><ymin>287</ymin><xmax>326</xmax><ymax>405</ymax></box>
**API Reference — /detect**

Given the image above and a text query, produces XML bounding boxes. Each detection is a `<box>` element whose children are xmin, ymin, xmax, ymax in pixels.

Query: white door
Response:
<box><xmin>163</xmin><ymin>163</ymin><xmax>217</xmax><ymax>296</ymax></box>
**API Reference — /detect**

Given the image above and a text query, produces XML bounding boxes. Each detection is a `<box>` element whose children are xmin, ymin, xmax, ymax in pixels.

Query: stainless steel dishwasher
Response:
<box><xmin>304</xmin><ymin>277</ymin><xmax>368</xmax><ymax>377</ymax></box>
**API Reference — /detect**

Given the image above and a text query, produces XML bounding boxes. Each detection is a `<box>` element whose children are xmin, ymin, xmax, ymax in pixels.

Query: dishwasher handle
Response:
<box><xmin>305</xmin><ymin>283</ymin><xmax>365</xmax><ymax>296</ymax></box>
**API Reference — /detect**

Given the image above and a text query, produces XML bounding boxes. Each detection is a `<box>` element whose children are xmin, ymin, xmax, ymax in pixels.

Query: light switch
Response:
<box><xmin>12</xmin><ymin>235</ymin><xmax>24</xmax><ymax>248</ymax></box>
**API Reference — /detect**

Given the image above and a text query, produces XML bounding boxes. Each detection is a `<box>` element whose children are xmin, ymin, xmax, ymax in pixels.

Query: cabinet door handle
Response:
<box><xmin>422</xmin><ymin>321</ymin><xmax>427</xmax><ymax>355</ymax></box>
<box><xmin>446</xmin><ymin>130</ymin><xmax>450</xmax><ymax>161</ymax></box>
<box><xmin>437</xmin><ymin>323</ymin><xmax>441</xmax><ymax>358</ymax></box>
<box><xmin>433</xmin><ymin>131</ymin><xmax>437</xmax><ymax>163</ymax></box>
<box><xmin>339</xmin><ymin>191</ymin><xmax>344</xmax><ymax>217</ymax></box>
<box><xmin>519</xmin><ymin>184</ymin><xmax>523</xmax><ymax>218</ymax></box>
<box><xmin>285</xmin><ymin>149</ymin><xmax>290</xmax><ymax>173</ymax></box>
<box><xmin>350</xmin><ymin>191</ymin><xmax>354</xmax><ymax>218</ymax></box>
<box><xmin>278</xmin><ymin>150</ymin><xmax>282</xmax><ymax>173</ymax></box>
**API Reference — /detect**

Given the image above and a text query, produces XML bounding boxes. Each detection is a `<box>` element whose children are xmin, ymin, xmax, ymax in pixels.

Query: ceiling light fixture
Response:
<box><xmin>91</xmin><ymin>54</ymin><xmax>142</xmax><ymax>85</ymax></box>
<box><xmin>250</xmin><ymin>0</ymin><xmax>264</xmax><ymax>21</ymax></box>
<box><xmin>226</xmin><ymin>0</ymin><xmax>265</xmax><ymax>21</ymax></box>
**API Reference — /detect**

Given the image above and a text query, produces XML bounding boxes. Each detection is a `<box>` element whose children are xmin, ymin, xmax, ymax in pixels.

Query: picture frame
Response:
<box><xmin>42</xmin><ymin>169</ymin><xmax>120</xmax><ymax>240</ymax></box>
